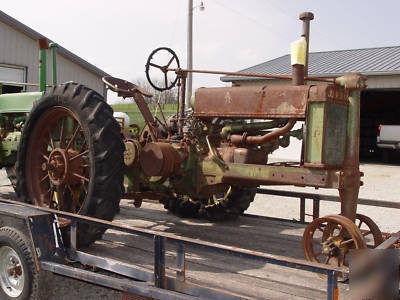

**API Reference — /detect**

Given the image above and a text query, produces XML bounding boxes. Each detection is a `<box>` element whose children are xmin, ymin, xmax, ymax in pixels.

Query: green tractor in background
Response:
<box><xmin>0</xmin><ymin>13</ymin><xmax>384</xmax><ymax>273</ymax></box>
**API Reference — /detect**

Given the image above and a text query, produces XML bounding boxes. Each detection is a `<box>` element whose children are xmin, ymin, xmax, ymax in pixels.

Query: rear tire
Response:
<box><xmin>16</xmin><ymin>83</ymin><xmax>124</xmax><ymax>247</ymax></box>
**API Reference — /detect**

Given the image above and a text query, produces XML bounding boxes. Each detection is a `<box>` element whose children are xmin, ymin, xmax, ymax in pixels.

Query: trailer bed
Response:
<box><xmin>83</xmin><ymin>200</ymin><xmax>348</xmax><ymax>299</ymax></box>
<box><xmin>0</xmin><ymin>181</ymin><xmax>351</xmax><ymax>300</ymax></box>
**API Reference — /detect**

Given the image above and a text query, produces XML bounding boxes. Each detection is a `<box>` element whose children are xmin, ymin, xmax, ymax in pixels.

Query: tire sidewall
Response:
<box><xmin>0</xmin><ymin>229</ymin><xmax>35</xmax><ymax>300</ymax></box>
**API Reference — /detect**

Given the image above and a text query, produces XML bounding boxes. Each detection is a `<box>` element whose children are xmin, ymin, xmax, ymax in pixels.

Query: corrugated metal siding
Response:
<box><xmin>0</xmin><ymin>21</ymin><xmax>104</xmax><ymax>96</ymax></box>
<box><xmin>221</xmin><ymin>46</ymin><xmax>400</xmax><ymax>84</ymax></box>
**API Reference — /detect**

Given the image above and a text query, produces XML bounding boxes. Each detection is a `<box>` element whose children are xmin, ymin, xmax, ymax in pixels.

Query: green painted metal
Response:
<box><xmin>0</xmin><ymin>92</ymin><xmax>42</xmax><ymax>113</ymax></box>
<box><xmin>305</xmin><ymin>101</ymin><xmax>348</xmax><ymax>167</ymax></box>
<box><xmin>305</xmin><ymin>102</ymin><xmax>324</xmax><ymax>164</ymax></box>
<box><xmin>198</xmin><ymin>160</ymin><xmax>341</xmax><ymax>189</ymax></box>
<box><xmin>49</xmin><ymin>43</ymin><xmax>58</xmax><ymax>86</ymax></box>
<box><xmin>39</xmin><ymin>48</ymin><xmax>47</xmax><ymax>92</ymax></box>
<box><xmin>0</xmin><ymin>131</ymin><xmax>21</xmax><ymax>166</ymax></box>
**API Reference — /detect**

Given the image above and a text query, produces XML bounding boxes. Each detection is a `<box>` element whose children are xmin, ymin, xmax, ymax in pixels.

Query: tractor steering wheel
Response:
<box><xmin>145</xmin><ymin>47</ymin><xmax>180</xmax><ymax>91</ymax></box>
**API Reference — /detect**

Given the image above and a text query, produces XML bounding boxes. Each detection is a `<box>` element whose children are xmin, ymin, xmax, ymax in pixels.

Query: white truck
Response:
<box><xmin>377</xmin><ymin>125</ymin><xmax>400</xmax><ymax>161</ymax></box>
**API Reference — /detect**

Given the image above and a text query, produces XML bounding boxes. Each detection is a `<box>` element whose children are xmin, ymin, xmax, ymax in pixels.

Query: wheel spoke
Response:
<box><xmin>66</xmin><ymin>124</ymin><xmax>82</xmax><ymax>150</ymax></box>
<box><xmin>40</xmin><ymin>174</ymin><xmax>49</xmax><ymax>183</ymax></box>
<box><xmin>59</xmin><ymin>117</ymin><xmax>66</xmax><ymax>148</ymax></box>
<box><xmin>78</xmin><ymin>139</ymin><xmax>88</xmax><ymax>153</ymax></box>
<box><xmin>41</xmin><ymin>154</ymin><xmax>49</xmax><ymax>161</ymax></box>
<box><xmin>340</xmin><ymin>238</ymin><xmax>355</xmax><ymax>246</ymax></box>
<box><xmin>324</xmin><ymin>256</ymin><xmax>331</xmax><ymax>264</ymax></box>
<box><xmin>72</xmin><ymin>172</ymin><xmax>89</xmax><ymax>182</ymax></box>
<box><xmin>149</xmin><ymin>62</ymin><xmax>162</xmax><ymax>70</ymax></box>
<box><xmin>80</xmin><ymin>180</ymin><xmax>88</xmax><ymax>194</ymax></box>
<box><xmin>67</xmin><ymin>185</ymin><xmax>79</xmax><ymax>213</ymax></box>
<box><xmin>48</xmin><ymin>131</ymin><xmax>55</xmax><ymax>150</ymax></box>
<box><xmin>166</xmin><ymin>56</ymin><xmax>175</xmax><ymax>67</ymax></box>
<box><xmin>69</xmin><ymin>150</ymin><xmax>89</xmax><ymax>162</ymax></box>
<box><xmin>164</xmin><ymin>74</ymin><xmax>168</xmax><ymax>89</ymax></box>
<box><xmin>338</xmin><ymin>227</ymin><xmax>344</xmax><ymax>237</ymax></box>
<box><xmin>362</xmin><ymin>230</ymin><xmax>371</xmax><ymax>236</ymax></box>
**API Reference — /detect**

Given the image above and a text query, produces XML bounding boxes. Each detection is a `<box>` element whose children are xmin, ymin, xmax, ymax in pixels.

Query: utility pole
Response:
<box><xmin>187</xmin><ymin>1</ymin><xmax>204</xmax><ymax>107</ymax></box>
<box><xmin>186</xmin><ymin>0</ymin><xmax>193</xmax><ymax>107</ymax></box>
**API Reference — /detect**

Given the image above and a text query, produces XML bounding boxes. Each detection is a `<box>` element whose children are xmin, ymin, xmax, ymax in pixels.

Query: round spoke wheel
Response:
<box><xmin>25</xmin><ymin>107</ymin><xmax>89</xmax><ymax>224</ymax></box>
<box><xmin>355</xmin><ymin>213</ymin><xmax>383</xmax><ymax>248</ymax></box>
<box><xmin>303</xmin><ymin>214</ymin><xmax>366</xmax><ymax>280</ymax></box>
<box><xmin>16</xmin><ymin>83</ymin><xmax>124</xmax><ymax>247</ymax></box>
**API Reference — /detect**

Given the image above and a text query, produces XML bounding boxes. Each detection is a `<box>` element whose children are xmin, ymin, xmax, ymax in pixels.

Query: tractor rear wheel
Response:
<box><xmin>16</xmin><ymin>83</ymin><xmax>124</xmax><ymax>247</ymax></box>
<box><xmin>162</xmin><ymin>187</ymin><xmax>256</xmax><ymax>220</ymax></box>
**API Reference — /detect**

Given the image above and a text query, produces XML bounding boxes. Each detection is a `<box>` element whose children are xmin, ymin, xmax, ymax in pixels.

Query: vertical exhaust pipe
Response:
<box><xmin>299</xmin><ymin>12</ymin><xmax>314</xmax><ymax>78</ymax></box>
<box><xmin>49</xmin><ymin>42</ymin><xmax>58</xmax><ymax>86</ymax></box>
<box><xmin>38</xmin><ymin>38</ymin><xmax>48</xmax><ymax>92</ymax></box>
<box><xmin>291</xmin><ymin>12</ymin><xmax>314</xmax><ymax>86</ymax></box>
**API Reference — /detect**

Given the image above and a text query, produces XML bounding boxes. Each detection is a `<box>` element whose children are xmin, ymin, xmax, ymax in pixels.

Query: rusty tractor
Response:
<box><xmin>0</xmin><ymin>12</ymin><xmax>382</xmax><ymax>271</ymax></box>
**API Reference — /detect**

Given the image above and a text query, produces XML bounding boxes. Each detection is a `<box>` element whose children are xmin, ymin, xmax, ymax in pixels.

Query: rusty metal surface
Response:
<box><xmin>25</xmin><ymin>106</ymin><xmax>89</xmax><ymax>224</ymax></box>
<box><xmin>355</xmin><ymin>213</ymin><xmax>383</xmax><ymax>248</ymax></box>
<box><xmin>302</xmin><ymin>215</ymin><xmax>366</xmax><ymax>280</ymax></box>
<box><xmin>217</xmin><ymin>163</ymin><xmax>340</xmax><ymax>188</ymax></box>
<box><xmin>233</xmin><ymin>148</ymin><xmax>268</xmax><ymax>164</ymax></box>
<box><xmin>299</xmin><ymin>12</ymin><xmax>314</xmax><ymax>77</ymax></box>
<box><xmin>38</xmin><ymin>38</ymin><xmax>48</xmax><ymax>50</ymax></box>
<box><xmin>167</xmin><ymin>67</ymin><xmax>335</xmax><ymax>83</ymax></box>
<box><xmin>292</xmin><ymin>64</ymin><xmax>305</xmax><ymax>86</ymax></box>
<box><xmin>194</xmin><ymin>85</ymin><xmax>311</xmax><ymax>118</ymax></box>
<box><xmin>231</xmin><ymin>119</ymin><xmax>296</xmax><ymax>146</ymax></box>
<box><xmin>140</xmin><ymin>142</ymin><xmax>179</xmax><ymax>177</ymax></box>
<box><xmin>376</xmin><ymin>231</ymin><xmax>400</xmax><ymax>249</ymax></box>
<box><xmin>308</xmin><ymin>85</ymin><xmax>348</xmax><ymax>105</ymax></box>
<box><xmin>102</xmin><ymin>76</ymin><xmax>153</xmax><ymax>98</ymax></box>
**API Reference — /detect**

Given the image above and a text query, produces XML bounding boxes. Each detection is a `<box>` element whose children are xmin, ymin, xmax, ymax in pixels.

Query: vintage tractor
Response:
<box><xmin>0</xmin><ymin>12</ymin><xmax>383</xmax><ymax>271</ymax></box>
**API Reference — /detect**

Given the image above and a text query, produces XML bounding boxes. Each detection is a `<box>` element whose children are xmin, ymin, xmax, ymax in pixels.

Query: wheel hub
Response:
<box><xmin>46</xmin><ymin>148</ymin><xmax>84</xmax><ymax>186</ymax></box>
<box><xmin>321</xmin><ymin>236</ymin><xmax>342</xmax><ymax>257</ymax></box>
<box><xmin>0</xmin><ymin>246</ymin><xmax>24</xmax><ymax>297</ymax></box>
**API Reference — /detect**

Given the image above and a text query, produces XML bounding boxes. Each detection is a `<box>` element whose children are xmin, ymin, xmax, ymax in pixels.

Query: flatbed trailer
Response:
<box><xmin>0</xmin><ymin>187</ymin><xmax>399</xmax><ymax>299</ymax></box>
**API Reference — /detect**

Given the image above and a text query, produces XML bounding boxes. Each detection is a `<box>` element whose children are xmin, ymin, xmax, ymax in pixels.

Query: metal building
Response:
<box><xmin>221</xmin><ymin>47</ymin><xmax>400</xmax><ymax>161</ymax></box>
<box><xmin>0</xmin><ymin>10</ymin><xmax>109</xmax><ymax>98</ymax></box>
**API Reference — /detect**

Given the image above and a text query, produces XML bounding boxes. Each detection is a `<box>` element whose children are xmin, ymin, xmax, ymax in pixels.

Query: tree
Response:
<box><xmin>134</xmin><ymin>78</ymin><xmax>178</xmax><ymax>105</ymax></box>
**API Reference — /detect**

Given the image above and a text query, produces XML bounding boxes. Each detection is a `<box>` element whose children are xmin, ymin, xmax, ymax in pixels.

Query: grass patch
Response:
<box><xmin>111</xmin><ymin>103</ymin><xmax>177</xmax><ymax>129</ymax></box>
